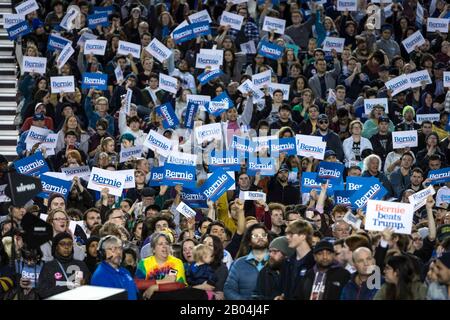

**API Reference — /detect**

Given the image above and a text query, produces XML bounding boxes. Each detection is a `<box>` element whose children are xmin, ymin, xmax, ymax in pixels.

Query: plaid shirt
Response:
<box><xmin>228</xmin><ymin>19</ymin><xmax>260</xmax><ymax>44</ymax></box>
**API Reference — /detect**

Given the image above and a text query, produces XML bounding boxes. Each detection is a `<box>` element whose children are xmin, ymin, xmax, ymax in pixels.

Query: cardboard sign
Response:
<box><xmin>39</xmin><ymin>133</ymin><xmax>58</xmax><ymax>153</ymax></box>
<box><xmin>231</xmin><ymin>135</ymin><xmax>256</xmax><ymax>156</ymax></box>
<box><xmin>416</xmin><ymin>113</ymin><xmax>440</xmax><ymax>124</ymax></box>
<box><xmin>47</xmin><ymin>34</ymin><xmax>71</xmax><ymax>52</ymax></box>
<box><xmin>3</xmin><ymin>14</ymin><xmax>25</xmax><ymax>29</ymax></box>
<box><xmin>61</xmin><ymin>165</ymin><xmax>91</xmax><ymax>178</ymax></box>
<box><xmin>159</xmin><ymin>73</ymin><xmax>178</xmax><ymax>94</ymax></box>
<box><xmin>162</xmin><ymin>163</ymin><xmax>196</xmax><ymax>188</ymax></box>
<box><xmin>120</xmin><ymin>169</ymin><xmax>136</xmax><ymax>189</ymax></box>
<box><xmin>402</xmin><ymin>31</ymin><xmax>426</xmax><ymax>53</ymax></box>
<box><xmin>37</xmin><ymin>174</ymin><xmax>72</xmax><ymax>199</ymax></box>
<box><xmin>334</xmin><ymin>190</ymin><xmax>354</xmax><ymax>206</ymax></box>
<box><xmin>365</xmin><ymin>200</ymin><xmax>414</xmax><ymax>234</ymax></box>
<box><xmin>239</xmin><ymin>191</ymin><xmax>266</xmax><ymax>202</ymax></box>
<box><xmin>238</xmin><ymin>79</ymin><xmax>265</xmax><ymax>100</ymax></box>
<box><xmin>87</xmin><ymin>12</ymin><xmax>109</xmax><ymax>29</ymax></box>
<box><xmin>427</xmin><ymin>18</ymin><xmax>450</xmax><ymax>33</ymax></box>
<box><xmin>205</xmin><ymin>100</ymin><xmax>230</xmax><ymax>116</ymax></box>
<box><xmin>191</xmin><ymin>21</ymin><xmax>211</xmax><ymax>38</ymax></box>
<box><xmin>119</xmin><ymin>145</ymin><xmax>143</xmax><ymax>163</ymax></box>
<box><xmin>4</xmin><ymin>172</ymin><xmax>42</xmax><ymax>207</ymax></box>
<box><xmin>262</xmin><ymin>16</ymin><xmax>286</xmax><ymax>34</ymax></box>
<box><xmin>269</xmin><ymin>83</ymin><xmax>290</xmax><ymax>100</ymax></box>
<box><xmin>240</xmin><ymin>40</ymin><xmax>257</xmax><ymax>54</ymax></box>
<box><xmin>407</xmin><ymin>70</ymin><xmax>432</xmax><ymax>88</ymax></box>
<box><xmin>15</xmin><ymin>0</ymin><xmax>39</xmax><ymax>15</ymax></box>
<box><xmin>118</xmin><ymin>40</ymin><xmax>141</xmax><ymax>59</ymax></box>
<box><xmin>84</xmin><ymin>39</ymin><xmax>107</xmax><ymax>56</ymax></box>
<box><xmin>124</xmin><ymin>88</ymin><xmax>132</xmax><ymax>114</ymax></box>
<box><xmin>220</xmin><ymin>11</ymin><xmax>244</xmax><ymax>30</ymax></box>
<box><xmin>209</xmin><ymin>149</ymin><xmax>241</xmax><ymax>171</ymax></box>
<box><xmin>93</xmin><ymin>6</ymin><xmax>113</xmax><ymax>15</ymax></box>
<box><xmin>346</xmin><ymin>176</ymin><xmax>379</xmax><ymax>191</ymax></box>
<box><xmin>188</xmin><ymin>9</ymin><xmax>212</xmax><ymax>24</ymax></box>
<box><xmin>194</xmin><ymin>122</ymin><xmax>223</xmax><ymax>143</ymax></box>
<box><xmin>81</xmin><ymin>73</ymin><xmax>108</xmax><ymax>90</ymax></box>
<box><xmin>408</xmin><ymin>185</ymin><xmax>436</xmax><ymax>211</ymax></box>
<box><xmin>166</xmin><ymin>151</ymin><xmax>197</xmax><ymax>166</ymax></box>
<box><xmin>201</xmin><ymin>170</ymin><xmax>235</xmax><ymax>202</ymax></box>
<box><xmin>258</xmin><ymin>40</ymin><xmax>284</xmax><ymax>60</ymax></box>
<box><xmin>295</xmin><ymin>134</ymin><xmax>326</xmax><ymax>160</ymax></box>
<box><xmin>50</xmin><ymin>76</ymin><xmax>75</xmax><ymax>93</ymax></box>
<box><xmin>0</xmin><ymin>184</ymin><xmax>10</xmax><ymax>202</ymax></box>
<box><xmin>22</xmin><ymin>56</ymin><xmax>47</xmax><ymax>74</ymax></box>
<box><xmin>301</xmin><ymin>172</ymin><xmax>344</xmax><ymax>196</ymax></box>
<box><xmin>322</xmin><ymin>37</ymin><xmax>346</xmax><ymax>53</ymax></box>
<box><xmin>392</xmin><ymin>130</ymin><xmax>418</xmax><ymax>149</ymax></box>
<box><xmin>350</xmin><ymin>180</ymin><xmax>388</xmax><ymax>209</ymax></box>
<box><xmin>184</xmin><ymin>102</ymin><xmax>198</xmax><ymax>129</ymax></box>
<box><xmin>87</xmin><ymin>167</ymin><xmax>126</xmax><ymax>197</ymax></box>
<box><xmin>317</xmin><ymin>161</ymin><xmax>345</xmax><ymax>182</ymax></box>
<box><xmin>180</xmin><ymin>189</ymin><xmax>208</xmax><ymax>209</ymax></box>
<box><xmin>385</xmin><ymin>74</ymin><xmax>410</xmax><ymax>96</ymax></box>
<box><xmin>269</xmin><ymin>137</ymin><xmax>297</xmax><ymax>156</ymax></box>
<box><xmin>77</xmin><ymin>32</ymin><xmax>98</xmax><ymax>47</ymax></box>
<box><xmin>444</xmin><ymin>72</ymin><xmax>450</xmax><ymax>88</ymax></box>
<box><xmin>247</xmin><ymin>157</ymin><xmax>275</xmax><ymax>176</ymax></box>
<box><xmin>343</xmin><ymin>211</ymin><xmax>362</xmax><ymax>229</ymax></box>
<box><xmin>187</xmin><ymin>95</ymin><xmax>211</xmax><ymax>109</ymax></box>
<box><xmin>252</xmin><ymin>135</ymin><xmax>278</xmax><ymax>152</ymax></box>
<box><xmin>13</xmin><ymin>152</ymin><xmax>49</xmax><ymax>178</ymax></box>
<box><xmin>56</xmin><ymin>42</ymin><xmax>74</xmax><ymax>69</ymax></box>
<box><xmin>427</xmin><ymin>167</ymin><xmax>450</xmax><ymax>185</ymax></box>
<box><xmin>114</xmin><ymin>65</ymin><xmax>124</xmax><ymax>82</ymax></box>
<box><xmin>198</xmin><ymin>69</ymin><xmax>224</xmax><ymax>85</ymax></box>
<box><xmin>364</xmin><ymin>98</ymin><xmax>389</xmax><ymax>115</ymax></box>
<box><xmin>176</xmin><ymin>201</ymin><xmax>197</xmax><ymax>218</ymax></box>
<box><xmin>7</xmin><ymin>20</ymin><xmax>31</xmax><ymax>40</ymax></box>
<box><xmin>60</xmin><ymin>6</ymin><xmax>79</xmax><ymax>31</ymax></box>
<box><xmin>155</xmin><ymin>102</ymin><xmax>179</xmax><ymax>128</ymax></box>
<box><xmin>195</xmin><ymin>53</ymin><xmax>221</xmax><ymax>69</ymax></box>
<box><xmin>172</xmin><ymin>23</ymin><xmax>195</xmax><ymax>44</ymax></box>
<box><xmin>337</xmin><ymin>0</ymin><xmax>357</xmax><ymax>11</ymax></box>
<box><xmin>145</xmin><ymin>38</ymin><xmax>172</xmax><ymax>63</ymax></box>
<box><xmin>149</xmin><ymin>166</ymin><xmax>165</xmax><ymax>187</ymax></box>
<box><xmin>252</xmin><ymin>70</ymin><xmax>272</xmax><ymax>89</ymax></box>
<box><xmin>25</xmin><ymin>126</ymin><xmax>50</xmax><ymax>150</ymax></box>
<box><xmin>144</xmin><ymin>130</ymin><xmax>174</xmax><ymax>157</ymax></box>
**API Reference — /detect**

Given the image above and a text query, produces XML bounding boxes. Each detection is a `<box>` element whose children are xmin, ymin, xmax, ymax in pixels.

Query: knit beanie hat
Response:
<box><xmin>269</xmin><ymin>236</ymin><xmax>295</xmax><ymax>257</ymax></box>
<box><xmin>402</xmin><ymin>105</ymin><xmax>415</xmax><ymax>118</ymax></box>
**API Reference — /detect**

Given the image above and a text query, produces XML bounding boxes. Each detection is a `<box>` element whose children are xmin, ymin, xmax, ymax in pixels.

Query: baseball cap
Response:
<box><xmin>278</xmin><ymin>163</ymin><xmax>289</xmax><ymax>173</ymax></box>
<box><xmin>378</xmin><ymin>116</ymin><xmax>389</xmax><ymax>123</ymax></box>
<box><xmin>318</xmin><ymin>114</ymin><xmax>328</xmax><ymax>121</ymax></box>
<box><xmin>437</xmin><ymin>224</ymin><xmax>450</xmax><ymax>242</ymax></box>
<box><xmin>324</xmin><ymin>150</ymin><xmax>337</xmax><ymax>159</ymax></box>
<box><xmin>141</xmin><ymin>187</ymin><xmax>157</xmax><ymax>197</ymax></box>
<box><xmin>313</xmin><ymin>240</ymin><xmax>334</xmax><ymax>254</ymax></box>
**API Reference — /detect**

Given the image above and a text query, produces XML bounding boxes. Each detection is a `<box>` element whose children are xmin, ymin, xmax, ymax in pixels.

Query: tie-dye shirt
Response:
<box><xmin>135</xmin><ymin>255</ymin><xmax>186</xmax><ymax>285</ymax></box>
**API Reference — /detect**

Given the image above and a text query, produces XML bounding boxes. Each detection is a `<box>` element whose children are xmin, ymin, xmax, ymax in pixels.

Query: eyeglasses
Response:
<box><xmin>412</xmin><ymin>237</ymin><xmax>423</xmax><ymax>242</ymax></box>
<box><xmin>319</xmin><ymin>120</ymin><xmax>328</xmax><ymax>124</ymax></box>
<box><xmin>251</xmin><ymin>233</ymin><xmax>268</xmax><ymax>239</ymax></box>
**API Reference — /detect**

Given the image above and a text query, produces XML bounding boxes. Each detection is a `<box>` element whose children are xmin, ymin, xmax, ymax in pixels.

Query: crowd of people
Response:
<box><xmin>1</xmin><ymin>0</ymin><xmax>450</xmax><ymax>300</ymax></box>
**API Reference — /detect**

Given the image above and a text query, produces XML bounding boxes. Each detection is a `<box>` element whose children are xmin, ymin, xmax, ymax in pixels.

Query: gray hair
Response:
<box><xmin>363</xmin><ymin>154</ymin><xmax>382</xmax><ymax>172</ymax></box>
<box><xmin>150</xmin><ymin>232</ymin><xmax>171</xmax><ymax>250</ymax></box>
<box><xmin>100</xmin><ymin>235</ymin><xmax>122</xmax><ymax>251</ymax></box>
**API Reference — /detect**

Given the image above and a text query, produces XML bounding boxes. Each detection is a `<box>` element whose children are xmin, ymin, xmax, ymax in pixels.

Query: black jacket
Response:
<box><xmin>294</xmin><ymin>264</ymin><xmax>351</xmax><ymax>300</ymax></box>
<box><xmin>279</xmin><ymin>250</ymin><xmax>315</xmax><ymax>300</ymax></box>
<box><xmin>314</xmin><ymin>129</ymin><xmax>345</xmax><ymax>162</ymax></box>
<box><xmin>267</xmin><ymin>178</ymin><xmax>300</xmax><ymax>206</ymax></box>
<box><xmin>370</xmin><ymin>132</ymin><xmax>393</xmax><ymax>165</ymax></box>
<box><xmin>254</xmin><ymin>265</ymin><xmax>283</xmax><ymax>300</ymax></box>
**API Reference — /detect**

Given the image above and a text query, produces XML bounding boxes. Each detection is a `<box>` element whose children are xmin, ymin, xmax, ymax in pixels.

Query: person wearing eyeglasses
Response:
<box><xmin>224</xmin><ymin>224</ymin><xmax>270</xmax><ymax>300</ymax></box>
<box><xmin>106</xmin><ymin>208</ymin><xmax>127</xmax><ymax>228</ymax></box>
<box><xmin>37</xmin><ymin>232</ymin><xmax>91</xmax><ymax>299</ymax></box>
<box><xmin>314</xmin><ymin>114</ymin><xmax>344</xmax><ymax>162</ymax></box>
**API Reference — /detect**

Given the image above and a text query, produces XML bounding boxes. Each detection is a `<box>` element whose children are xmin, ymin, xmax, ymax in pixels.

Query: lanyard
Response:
<box><xmin>56</xmin><ymin>260</ymin><xmax>69</xmax><ymax>282</ymax></box>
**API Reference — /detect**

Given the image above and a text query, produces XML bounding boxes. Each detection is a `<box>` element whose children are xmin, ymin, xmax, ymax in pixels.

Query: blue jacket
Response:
<box><xmin>91</xmin><ymin>261</ymin><xmax>138</xmax><ymax>300</ymax></box>
<box><xmin>84</xmin><ymin>96</ymin><xmax>115</xmax><ymax>135</ymax></box>
<box><xmin>340</xmin><ymin>274</ymin><xmax>382</xmax><ymax>300</ymax></box>
<box><xmin>224</xmin><ymin>251</ymin><xmax>269</xmax><ymax>300</ymax></box>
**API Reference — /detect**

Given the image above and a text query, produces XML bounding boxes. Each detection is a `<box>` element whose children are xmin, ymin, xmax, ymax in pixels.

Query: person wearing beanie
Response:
<box><xmin>375</xmin><ymin>24</ymin><xmax>400</xmax><ymax>62</ymax></box>
<box><xmin>254</xmin><ymin>236</ymin><xmax>295</xmax><ymax>300</ymax></box>
<box><xmin>395</xmin><ymin>105</ymin><xmax>420</xmax><ymax>132</ymax></box>
<box><xmin>37</xmin><ymin>232</ymin><xmax>90</xmax><ymax>299</ymax></box>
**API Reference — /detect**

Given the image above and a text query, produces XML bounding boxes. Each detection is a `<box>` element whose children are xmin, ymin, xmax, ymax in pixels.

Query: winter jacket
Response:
<box><xmin>314</xmin><ymin>129</ymin><xmax>345</xmax><ymax>162</ymax></box>
<box><xmin>342</xmin><ymin>136</ymin><xmax>373</xmax><ymax>167</ymax></box>
<box><xmin>373</xmin><ymin>281</ymin><xmax>427</xmax><ymax>300</ymax></box>
<box><xmin>254</xmin><ymin>265</ymin><xmax>283</xmax><ymax>300</ymax></box>
<box><xmin>91</xmin><ymin>261</ymin><xmax>138</xmax><ymax>300</ymax></box>
<box><xmin>340</xmin><ymin>273</ymin><xmax>381</xmax><ymax>300</ymax></box>
<box><xmin>266</xmin><ymin>178</ymin><xmax>300</xmax><ymax>206</ymax></box>
<box><xmin>279</xmin><ymin>250</ymin><xmax>316</xmax><ymax>300</ymax></box>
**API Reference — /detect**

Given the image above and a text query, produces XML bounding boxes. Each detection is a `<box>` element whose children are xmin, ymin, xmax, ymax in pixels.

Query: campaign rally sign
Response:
<box><xmin>15</xmin><ymin>0</ymin><xmax>39</xmax><ymax>15</ymax></box>
<box><xmin>408</xmin><ymin>185</ymin><xmax>436</xmax><ymax>212</ymax></box>
<box><xmin>262</xmin><ymin>16</ymin><xmax>286</xmax><ymax>34</ymax></box>
<box><xmin>7</xmin><ymin>20</ymin><xmax>31</xmax><ymax>40</ymax></box>
<box><xmin>200</xmin><ymin>48</ymin><xmax>224</xmax><ymax>62</ymax></box>
<box><xmin>444</xmin><ymin>72</ymin><xmax>450</xmax><ymax>87</ymax></box>
<box><xmin>56</xmin><ymin>42</ymin><xmax>74</xmax><ymax>69</ymax></box>
<box><xmin>25</xmin><ymin>126</ymin><xmax>50</xmax><ymax>150</ymax></box>
<box><xmin>195</xmin><ymin>53</ymin><xmax>221</xmax><ymax>70</ymax></box>
<box><xmin>416</xmin><ymin>113</ymin><xmax>440</xmax><ymax>124</ymax></box>
<box><xmin>407</xmin><ymin>70</ymin><xmax>432</xmax><ymax>88</ymax></box>
<box><xmin>47</xmin><ymin>34</ymin><xmax>71</xmax><ymax>52</ymax></box>
<box><xmin>301</xmin><ymin>172</ymin><xmax>344</xmax><ymax>195</ymax></box>
<box><xmin>119</xmin><ymin>145</ymin><xmax>143</xmax><ymax>163</ymax></box>
<box><xmin>238</xmin><ymin>79</ymin><xmax>264</xmax><ymax>100</ymax></box>
<box><xmin>240</xmin><ymin>40</ymin><xmax>257</xmax><ymax>54</ymax></box>
<box><xmin>191</xmin><ymin>21</ymin><xmax>211</xmax><ymax>38</ymax></box>
<box><xmin>346</xmin><ymin>176</ymin><xmax>378</xmax><ymax>191</ymax></box>
<box><xmin>61</xmin><ymin>165</ymin><xmax>91</xmax><ymax>179</ymax></box>
<box><xmin>39</xmin><ymin>133</ymin><xmax>58</xmax><ymax>154</ymax></box>
<box><xmin>220</xmin><ymin>11</ymin><xmax>244</xmax><ymax>30</ymax></box>
<box><xmin>37</xmin><ymin>174</ymin><xmax>71</xmax><ymax>199</ymax></box>
<box><xmin>392</xmin><ymin>130</ymin><xmax>418</xmax><ymax>149</ymax></box>
<box><xmin>337</xmin><ymin>0</ymin><xmax>357</xmax><ymax>11</ymax></box>
<box><xmin>81</xmin><ymin>73</ymin><xmax>108</xmax><ymax>90</ymax></box>
<box><xmin>253</xmin><ymin>135</ymin><xmax>277</xmax><ymax>152</ymax></box>
<box><xmin>365</xmin><ymin>200</ymin><xmax>414</xmax><ymax>234</ymax></box>
<box><xmin>3</xmin><ymin>14</ymin><xmax>25</xmax><ymax>29</ymax></box>
<box><xmin>201</xmin><ymin>170</ymin><xmax>235</xmax><ymax>202</ymax></box>
<box><xmin>247</xmin><ymin>157</ymin><xmax>275</xmax><ymax>176</ymax></box>
<box><xmin>144</xmin><ymin>130</ymin><xmax>173</xmax><ymax>158</ymax></box>
<box><xmin>162</xmin><ymin>163</ymin><xmax>196</xmax><ymax>188</ymax></box>
<box><xmin>145</xmin><ymin>38</ymin><xmax>172</xmax><ymax>63</ymax></box>
<box><xmin>118</xmin><ymin>40</ymin><xmax>141</xmax><ymax>59</ymax></box>
<box><xmin>402</xmin><ymin>31</ymin><xmax>426</xmax><ymax>53</ymax></box>
<box><xmin>188</xmin><ymin>9</ymin><xmax>212</xmax><ymax>24</ymax></box>
<box><xmin>50</xmin><ymin>76</ymin><xmax>75</xmax><ymax>94</ymax></box>
<box><xmin>252</xmin><ymin>70</ymin><xmax>271</xmax><ymax>89</ymax></box>
<box><xmin>123</xmin><ymin>88</ymin><xmax>132</xmax><ymax>115</ymax></box>
<box><xmin>258</xmin><ymin>40</ymin><xmax>284</xmax><ymax>60</ymax></box>
<box><xmin>296</xmin><ymin>134</ymin><xmax>326</xmax><ymax>160</ymax></box>
<box><xmin>184</xmin><ymin>102</ymin><xmax>198</xmax><ymax>129</ymax></box>
<box><xmin>269</xmin><ymin>83</ymin><xmax>290</xmax><ymax>100</ymax></box>
<box><xmin>269</xmin><ymin>138</ymin><xmax>297</xmax><ymax>156</ymax></box>
<box><xmin>317</xmin><ymin>161</ymin><xmax>345</xmax><ymax>182</ymax></box>
<box><xmin>364</xmin><ymin>98</ymin><xmax>389</xmax><ymax>115</ymax></box>
<box><xmin>231</xmin><ymin>135</ymin><xmax>256</xmax><ymax>156</ymax></box>
<box><xmin>172</xmin><ymin>23</ymin><xmax>195</xmax><ymax>44</ymax></box>
<box><xmin>60</xmin><ymin>6</ymin><xmax>79</xmax><ymax>31</ymax></box>
<box><xmin>209</xmin><ymin>149</ymin><xmax>241</xmax><ymax>171</ymax></box>
<box><xmin>427</xmin><ymin>18</ymin><xmax>449</xmax><ymax>33</ymax></box>
<box><xmin>181</xmin><ymin>188</ymin><xmax>208</xmax><ymax>209</ymax></box>
<box><xmin>0</xmin><ymin>184</ymin><xmax>10</xmax><ymax>203</ymax></box>
<box><xmin>322</xmin><ymin>37</ymin><xmax>346</xmax><ymax>53</ymax></box>
<box><xmin>176</xmin><ymin>201</ymin><xmax>197</xmax><ymax>218</ymax></box>
<box><xmin>427</xmin><ymin>167</ymin><xmax>450</xmax><ymax>185</ymax></box>
<box><xmin>93</xmin><ymin>6</ymin><xmax>114</xmax><ymax>15</ymax></box>
<box><xmin>149</xmin><ymin>166</ymin><xmax>165</xmax><ymax>187</ymax></box>
<box><xmin>350</xmin><ymin>180</ymin><xmax>388</xmax><ymax>209</ymax></box>
<box><xmin>205</xmin><ymin>100</ymin><xmax>230</xmax><ymax>116</ymax></box>
<box><xmin>159</xmin><ymin>73</ymin><xmax>178</xmax><ymax>94</ymax></box>
<box><xmin>119</xmin><ymin>169</ymin><xmax>135</xmax><ymax>189</ymax></box>
<box><xmin>166</xmin><ymin>151</ymin><xmax>197</xmax><ymax>166</ymax></box>
<box><xmin>84</xmin><ymin>39</ymin><xmax>107</xmax><ymax>56</ymax></box>
<box><xmin>87</xmin><ymin>168</ymin><xmax>126</xmax><ymax>196</ymax></box>
<box><xmin>155</xmin><ymin>102</ymin><xmax>179</xmax><ymax>128</ymax></box>
<box><xmin>22</xmin><ymin>56</ymin><xmax>47</xmax><ymax>75</ymax></box>
<box><xmin>385</xmin><ymin>74</ymin><xmax>410</xmax><ymax>96</ymax></box>
<box><xmin>212</xmin><ymin>91</ymin><xmax>234</xmax><ymax>110</ymax></box>
<box><xmin>334</xmin><ymin>190</ymin><xmax>354</xmax><ymax>207</ymax></box>
<box><xmin>195</xmin><ymin>123</ymin><xmax>222</xmax><ymax>144</ymax></box>
<box><xmin>77</xmin><ymin>31</ymin><xmax>98</xmax><ymax>47</ymax></box>
<box><xmin>239</xmin><ymin>191</ymin><xmax>266</xmax><ymax>202</ymax></box>
<box><xmin>198</xmin><ymin>69</ymin><xmax>224</xmax><ymax>85</ymax></box>
<box><xmin>87</xmin><ymin>12</ymin><xmax>109</xmax><ymax>29</ymax></box>
<box><xmin>14</xmin><ymin>152</ymin><xmax>49</xmax><ymax>177</ymax></box>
